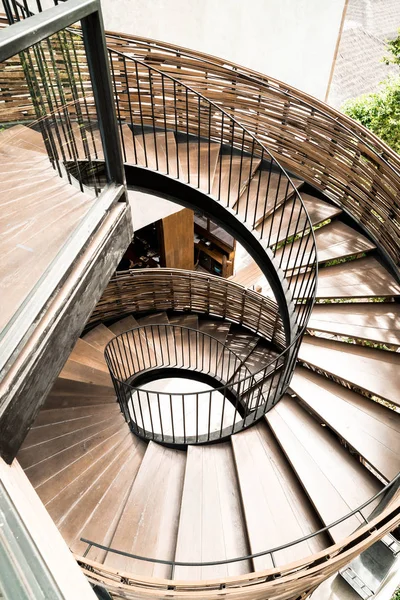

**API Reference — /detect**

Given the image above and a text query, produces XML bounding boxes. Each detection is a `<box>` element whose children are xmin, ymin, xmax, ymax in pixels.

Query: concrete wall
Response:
<box><xmin>100</xmin><ymin>0</ymin><xmax>346</xmax><ymax>100</ymax></box>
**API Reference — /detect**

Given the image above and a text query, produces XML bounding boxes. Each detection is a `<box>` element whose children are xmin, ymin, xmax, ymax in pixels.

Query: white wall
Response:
<box><xmin>100</xmin><ymin>0</ymin><xmax>346</xmax><ymax>100</ymax></box>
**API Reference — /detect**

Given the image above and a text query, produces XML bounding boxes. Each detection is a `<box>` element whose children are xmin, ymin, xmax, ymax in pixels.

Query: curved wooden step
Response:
<box><xmin>307</xmin><ymin>302</ymin><xmax>400</xmax><ymax>346</ymax></box>
<box><xmin>266</xmin><ymin>395</ymin><xmax>382</xmax><ymax>542</ymax></box>
<box><xmin>174</xmin><ymin>443</ymin><xmax>250</xmax><ymax>579</ymax></box>
<box><xmin>105</xmin><ymin>441</ymin><xmax>186</xmax><ymax>578</ymax></box>
<box><xmin>277</xmin><ymin>219</ymin><xmax>376</xmax><ymax>272</ymax></box>
<box><xmin>298</xmin><ymin>335</ymin><xmax>400</xmax><ymax>406</ymax></box>
<box><xmin>232</xmin><ymin>421</ymin><xmax>328</xmax><ymax>569</ymax></box>
<box><xmin>296</xmin><ymin>256</ymin><xmax>400</xmax><ymax>299</ymax></box>
<box><xmin>290</xmin><ymin>366</ymin><xmax>400</xmax><ymax>481</ymax></box>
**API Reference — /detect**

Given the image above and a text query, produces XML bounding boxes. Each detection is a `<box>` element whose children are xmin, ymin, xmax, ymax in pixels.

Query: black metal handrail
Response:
<box><xmin>104</xmin><ymin>324</ymin><xmax>283</xmax><ymax>445</ymax></box>
<box><xmin>80</xmin><ymin>471</ymin><xmax>400</xmax><ymax>570</ymax></box>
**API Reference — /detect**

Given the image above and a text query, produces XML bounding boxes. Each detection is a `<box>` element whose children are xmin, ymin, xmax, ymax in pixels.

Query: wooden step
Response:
<box><xmin>296</xmin><ymin>256</ymin><xmax>400</xmax><ymax>299</ymax></box>
<box><xmin>108</xmin><ymin>314</ymin><xmax>156</xmax><ymax>372</ymax></box>
<box><xmin>266</xmin><ymin>396</ymin><xmax>382</xmax><ymax>542</ymax></box>
<box><xmin>168</xmin><ymin>314</ymin><xmax>199</xmax><ymax>330</ymax></box>
<box><xmin>0</xmin><ymin>124</ymin><xmax>47</xmax><ymax>154</ymax></box>
<box><xmin>69</xmin><ymin>338</ymin><xmax>109</xmax><ymax>372</ymax></box>
<box><xmin>290</xmin><ymin>366</ymin><xmax>400</xmax><ymax>481</ymax></box>
<box><xmin>82</xmin><ymin>323</ymin><xmax>116</xmax><ymax>352</ymax></box>
<box><xmin>307</xmin><ymin>302</ymin><xmax>400</xmax><ymax>346</ymax></box>
<box><xmin>133</xmin><ymin>131</ymin><xmax>179</xmax><ymax>177</ymax></box>
<box><xmin>174</xmin><ymin>443</ymin><xmax>250</xmax><ymax>580</ymax></box>
<box><xmin>277</xmin><ymin>220</ymin><xmax>376</xmax><ymax>272</ymax></box>
<box><xmin>19</xmin><ymin>412</ymin><xmax>125</xmax><ymax>472</ymax></box>
<box><xmin>72</xmin><ymin>436</ymin><xmax>146</xmax><ymax>562</ymax></box>
<box><xmin>198</xmin><ymin>319</ymin><xmax>231</xmax><ymax>369</ymax></box>
<box><xmin>58</xmin><ymin>434</ymin><xmax>146</xmax><ymax>553</ymax></box>
<box><xmin>177</xmin><ymin>140</ymin><xmax>220</xmax><ymax>193</ymax></box>
<box><xmin>232</xmin><ymin>422</ymin><xmax>328</xmax><ymax>570</ymax></box>
<box><xmin>107</xmin><ymin>314</ymin><xmax>140</xmax><ymax>337</ymax></box>
<box><xmin>47</xmin><ymin>377</ymin><xmax>115</xmax><ymax>399</ymax></box>
<box><xmin>258</xmin><ymin>192</ymin><xmax>342</xmax><ymax>245</ymax></box>
<box><xmin>218</xmin><ymin>329</ymin><xmax>259</xmax><ymax>382</ymax></box>
<box><xmin>136</xmin><ymin>311</ymin><xmax>174</xmax><ymax>366</ymax></box>
<box><xmin>234</xmin><ymin>168</ymin><xmax>304</xmax><ymax>227</ymax></box>
<box><xmin>299</xmin><ymin>335</ymin><xmax>400</xmax><ymax>406</ymax></box>
<box><xmin>105</xmin><ymin>441</ymin><xmax>186</xmax><ymax>578</ymax></box>
<box><xmin>46</xmin><ymin>429</ymin><xmax>132</xmax><ymax>525</ymax></box>
<box><xmin>58</xmin><ymin>359</ymin><xmax>112</xmax><ymax>389</ymax></box>
<box><xmin>20</xmin><ymin>403</ymin><xmax>120</xmax><ymax>448</ymax></box>
<box><xmin>24</xmin><ymin>419</ymin><xmax>127</xmax><ymax>496</ymax></box>
<box><xmin>212</xmin><ymin>155</ymin><xmax>261</xmax><ymax>208</ymax></box>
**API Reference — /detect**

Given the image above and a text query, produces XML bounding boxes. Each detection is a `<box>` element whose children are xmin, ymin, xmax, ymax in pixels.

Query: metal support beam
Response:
<box><xmin>0</xmin><ymin>0</ymin><xmax>99</xmax><ymax>62</ymax></box>
<box><xmin>81</xmin><ymin>9</ymin><xmax>126</xmax><ymax>187</ymax></box>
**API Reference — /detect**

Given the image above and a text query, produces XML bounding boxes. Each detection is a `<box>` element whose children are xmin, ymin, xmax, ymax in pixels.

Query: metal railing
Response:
<box><xmin>79</xmin><ymin>472</ymin><xmax>400</xmax><ymax>577</ymax></box>
<box><xmin>0</xmin><ymin>1</ymin><xmax>126</xmax><ymax>375</ymax></box>
<box><xmin>104</xmin><ymin>323</ymin><xmax>284</xmax><ymax>444</ymax></box>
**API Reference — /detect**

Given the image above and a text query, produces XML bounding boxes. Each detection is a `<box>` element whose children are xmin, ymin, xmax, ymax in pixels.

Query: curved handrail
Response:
<box><xmin>105</xmin><ymin>323</ymin><xmax>274</xmax><ymax>444</ymax></box>
<box><xmin>104</xmin><ymin>31</ymin><xmax>400</xmax><ymax>275</ymax></box>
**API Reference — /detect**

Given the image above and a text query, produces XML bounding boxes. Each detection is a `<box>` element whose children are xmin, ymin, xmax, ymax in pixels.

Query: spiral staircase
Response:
<box><xmin>0</xmin><ymin>2</ymin><xmax>400</xmax><ymax>600</ymax></box>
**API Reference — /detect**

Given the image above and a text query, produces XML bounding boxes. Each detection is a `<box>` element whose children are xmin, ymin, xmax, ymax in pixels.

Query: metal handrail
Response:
<box><xmin>80</xmin><ymin>471</ymin><xmax>400</xmax><ymax>568</ymax></box>
<box><xmin>104</xmin><ymin>323</ymin><xmax>282</xmax><ymax>444</ymax></box>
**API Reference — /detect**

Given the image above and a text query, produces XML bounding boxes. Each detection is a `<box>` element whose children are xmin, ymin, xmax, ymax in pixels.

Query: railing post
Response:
<box><xmin>80</xmin><ymin>5</ymin><xmax>126</xmax><ymax>190</ymax></box>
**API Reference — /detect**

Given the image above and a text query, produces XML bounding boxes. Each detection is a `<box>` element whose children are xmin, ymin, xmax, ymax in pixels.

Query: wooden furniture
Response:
<box><xmin>194</xmin><ymin>214</ymin><xmax>235</xmax><ymax>278</ymax></box>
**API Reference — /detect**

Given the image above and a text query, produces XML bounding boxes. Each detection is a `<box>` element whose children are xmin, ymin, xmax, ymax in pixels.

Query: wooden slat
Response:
<box><xmin>105</xmin><ymin>441</ymin><xmax>185</xmax><ymax>578</ymax></box>
<box><xmin>108</xmin><ymin>315</ymin><xmax>140</xmax><ymax>337</ymax></box>
<box><xmin>69</xmin><ymin>338</ymin><xmax>109</xmax><ymax>372</ymax></box>
<box><xmin>296</xmin><ymin>256</ymin><xmax>400</xmax><ymax>299</ymax></box>
<box><xmin>266</xmin><ymin>396</ymin><xmax>381</xmax><ymax>542</ymax></box>
<box><xmin>307</xmin><ymin>302</ymin><xmax>400</xmax><ymax>346</ymax></box>
<box><xmin>290</xmin><ymin>366</ymin><xmax>400</xmax><ymax>481</ymax></box>
<box><xmin>232</xmin><ymin>422</ymin><xmax>328</xmax><ymax>570</ymax></box>
<box><xmin>174</xmin><ymin>443</ymin><xmax>250</xmax><ymax>579</ymax></box>
<box><xmin>299</xmin><ymin>335</ymin><xmax>400</xmax><ymax>406</ymax></box>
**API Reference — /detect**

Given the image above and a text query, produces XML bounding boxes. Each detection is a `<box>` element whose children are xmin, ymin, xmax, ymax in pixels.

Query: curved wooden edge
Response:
<box><xmin>74</xmin><ymin>496</ymin><xmax>400</xmax><ymax>599</ymax></box>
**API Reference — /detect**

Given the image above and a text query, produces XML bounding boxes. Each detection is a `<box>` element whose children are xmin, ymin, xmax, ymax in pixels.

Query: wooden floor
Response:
<box><xmin>0</xmin><ymin>125</ymin><xmax>95</xmax><ymax>331</ymax></box>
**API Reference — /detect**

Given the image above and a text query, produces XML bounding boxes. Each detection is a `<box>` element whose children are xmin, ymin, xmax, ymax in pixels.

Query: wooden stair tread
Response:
<box><xmin>105</xmin><ymin>441</ymin><xmax>186</xmax><ymax>578</ymax></box>
<box><xmin>69</xmin><ymin>338</ymin><xmax>109</xmax><ymax>372</ymax></box>
<box><xmin>19</xmin><ymin>412</ymin><xmax>125</xmax><ymax>472</ymax></box>
<box><xmin>174</xmin><ymin>443</ymin><xmax>250</xmax><ymax>580</ymax></box>
<box><xmin>299</xmin><ymin>335</ymin><xmax>400</xmax><ymax>406</ymax></box>
<box><xmin>60</xmin><ymin>435</ymin><xmax>146</xmax><ymax>553</ymax></box>
<box><xmin>232</xmin><ymin>422</ymin><xmax>328</xmax><ymax>570</ymax></box>
<box><xmin>296</xmin><ymin>256</ymin><xmax>400</xmax><ymax>299</ymax></box>
<box><xmin>177</xmin><ymin>141</ymin><xmax>220</xmax><ymax>193</ymax></box>
<box><xmin>258</xmin><ymin>192</ymin><xmax>342</xmax><ymax>245</ymax></box>
<box><xmin>212</xmin><ymin>155</ymin><xmax>260</xmax><ymax>208</ymax></box>
<box><xmin>21</xmin><ymin>403</ymin><xmax>120</xmax><ymax>449</ymax></box>
<box><xmin>46</xmin><ymin>430</ymin><xmax>132</xmax><ymax>525</ymax></box>
<box><xmin>266</xmin><ymin>396</ymin><xmax>381</xmax><ymax>542</ymax></box>
<box><xmin>136</xmin><ymin>311</ymin><xmax>170</xmax><ymax>326</ymax></box>
<box><xmin>307</xmin><ymin>302</ymin><xmax>400</xmax><ymax>346</ymax></box>
<box><xmin>132</xmin><ymin>131</ymin><xmax>178</xmax><ymax>177</ymax></box>
<box><xmin>291</xmin><ymin>366</ymin><xmax>400</xmax><ymax>481</ymax></box>
<box><xmin>198</xmin><ymin>319</ymin><xmax>230</xmax><ymax>343</ymax></box>
<box><xmin>234</xmin><ymin>168</ymin><xmax>304</xmax><ymax>227</ymax></box>
<box><xmin>108</xmin><ymin>315</ymin><xmax>140</xmax><ymax>337</ymax></box>
<box><xmin>0</xmin><ymin>124</ymin><xmax>46</xmax><ymax>154</ymax></box>
<box><xmin>218</xmin><ymin>330</ymin><xmax>259</xmax><ymax>381</ymax></box>
<box><xmin>168</xmin><ymin>314</ymin><xmax>199</xmax><ymax>329</ymax></box>
<box><xmin>59</xmin><ymin>359</ymin><xmax>112</xmax><ymax>389</ymax></box>
<box><xmin>27</xmin><ymin>421</ymin><xmax>128</xmax><ymax>504</ymax></box>
<box><xmin>72</xmin><ymin>437</ymin><xmax>146</xmax><ymax>562</ymax></box>
<box><xmin>82</xmin><ymin>323</ymin><xmax>116</xmax><ymax>352</ymax></box>
<box><xmin>277</xmin><ymin>220</ymin><xmax>376</xmax><ymax>272</ymax></box>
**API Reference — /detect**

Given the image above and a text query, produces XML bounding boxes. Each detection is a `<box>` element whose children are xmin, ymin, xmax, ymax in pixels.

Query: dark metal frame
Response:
<box><xmin>0</xmin><ymin>0</ymin><xmax>127</xmax><ymax>377</ymax></box>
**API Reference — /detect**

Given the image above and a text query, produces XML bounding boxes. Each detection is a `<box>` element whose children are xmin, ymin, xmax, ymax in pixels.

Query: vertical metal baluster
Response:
<box><xmin>134</xmin><ymin>60</ymin><xmax>148</xmax><ymax>167</ymax></box>
<box><xmin>123</xmin><ymin>55</ymin><xmax>138</xmax><ymax>164</ymax></box>
<box><xmin>182</xmin><ymin>393</ymin><xmax>186</xmax><ymax>443</ymax></box>
<box><xmin>197</xmin><ymin>95</ymin><xmax>201</xmax><ymax>189</ymax></box>
<box><xmin>148</xmin><ymin>65</ymin><xmax>159</xmax><ymax>171</ymax></box>
<box><xmin>146</xmin><ymin>391</ymin><xmax>155</xmax><ymax>440</ymax></box>
<box><xmin>259</xmin><ymin>154</ymin><xmax>273</xmax><ymax>237</ymax></box>
<box><xmin>157</xmin><ymin>392</ymin><xmax>164</xmax><ymax>442</ymax></box>
<box><xmin>186</xmin><ymin>88</ymin><xmax>190</xmax><ymax>184</ymax></box>
<box><xmin>173</xmin><ymin>80</ymin><xmax>180</xmax><ymax>179</ymax></box>
<box><xmin>207</xmin><ymin>390</ymin><xmax>212</xmax><ymax>441</ymax></box>
<box><xmin>195</xmin><ymin>392</ymin><xmax>199</xmax><ymax>442</ymax></box>
<box><xmin>236</xmin><ymin>129</ymin><xmax>245</xmax><ymax>213</ymax></box>
<box><xmin>161</xmin><ymin>74</ymin><xmax>169</xmax><ymax>175</ymax></box>
<box><xmin>208</xmin><ymin>103</ymin><xmax>212</xmax><ymax>194</ymax></box>
<box><xmin>170</xmin><ymin>393</ymin><xmax>175</xmax><ymax>443</ymax></box>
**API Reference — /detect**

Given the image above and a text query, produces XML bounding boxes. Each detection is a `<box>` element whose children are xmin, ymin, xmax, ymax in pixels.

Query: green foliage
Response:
<box><xmin>383</xmin><ymin>29</ymin><xmax>400</xmax><ymax>66</ymax></box>
<box><xmin>391</xmin><ymin>588</ymin><xmax>400</xmax><ymax>600</ymax></box>
<box><xmin>342</xmin><ymin>76</ymin><xmax>400</xmax><ymax>154</ymax></box>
